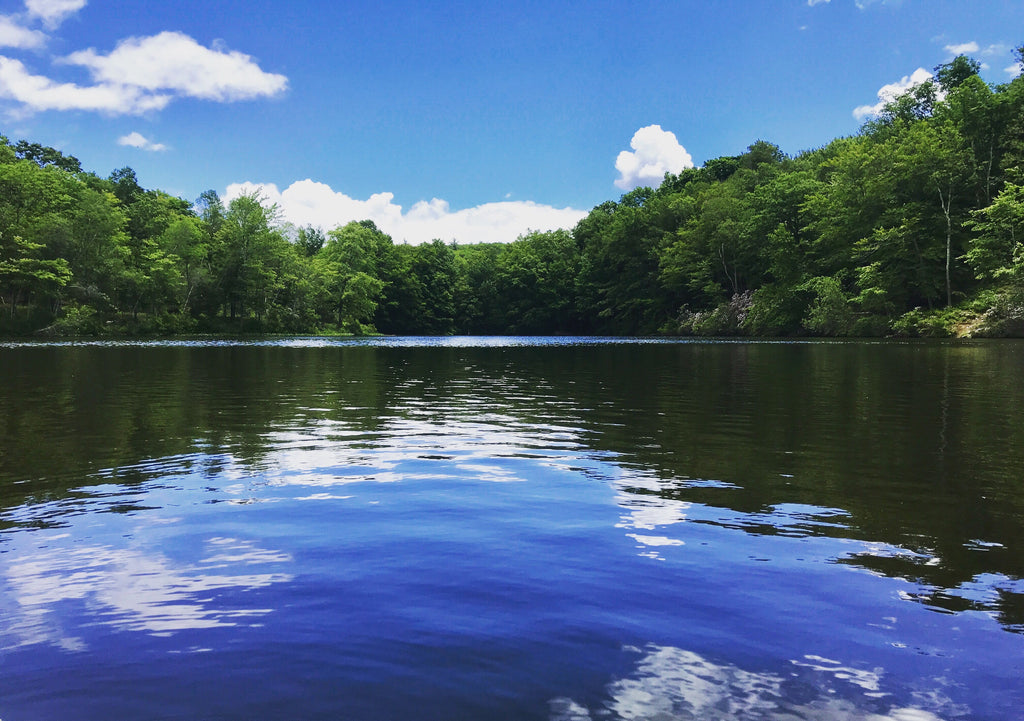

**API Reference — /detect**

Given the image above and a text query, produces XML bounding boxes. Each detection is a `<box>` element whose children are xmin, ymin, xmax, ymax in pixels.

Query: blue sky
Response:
<box><xmin>1</xmin><ymin>0</ymin><xmax>1022</xmax><ymax>243</ymax></box>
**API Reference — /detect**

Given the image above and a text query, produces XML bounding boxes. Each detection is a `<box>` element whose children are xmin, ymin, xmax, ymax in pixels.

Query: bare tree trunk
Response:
<box><xmin>939</xmin><ymin>184</ymin><xmax>953</xmax><ymax>308</ymax></box>
<box><xmin>985</xmin><ymin>141</ymin><xmax>995</xmax><ymax>205</ymax></box>
<box><xmin>719</xmin><ymin>243</ymin><xmax>737</xmax><ymax>295</ymax></box>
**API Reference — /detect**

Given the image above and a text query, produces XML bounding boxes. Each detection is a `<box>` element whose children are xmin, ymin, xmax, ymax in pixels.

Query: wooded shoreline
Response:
<box><xmin>3</xmin><ymin>50</ymin><xmax>1023</xmax><ymax>339</ymax></box>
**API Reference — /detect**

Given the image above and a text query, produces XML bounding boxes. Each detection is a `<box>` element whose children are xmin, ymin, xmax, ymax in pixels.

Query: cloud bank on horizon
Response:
<box><xmin>225</xmin><ymin>124</ymin><xmax>701</xmax><ymax>244</ymax></box>
<box><xmin>224</xmin><ymin>179</ymin><xmax>590</xmax><ymax>245</ymax></box>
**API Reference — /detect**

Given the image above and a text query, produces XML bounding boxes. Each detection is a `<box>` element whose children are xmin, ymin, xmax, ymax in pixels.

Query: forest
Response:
<box><xmin>2</xmin><ymin>50</ymin><xmax>1023</xmax><ymax>338</ymax></box>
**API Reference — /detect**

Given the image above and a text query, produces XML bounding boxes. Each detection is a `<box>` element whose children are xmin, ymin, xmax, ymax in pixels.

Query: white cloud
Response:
<box><xmin>1008</xmin><ymin>62</ymin><xmax>1024</xmax><ymax>78</ymax></box>
<box><xmin>944</xmin><ymin>41</ymin><xmax>979</xmax><ymax>56</ymax></box>
<box><xmin>24</xmin><ymin>0</ymin><xmax>86</xmax><ymax>29</ymax></box>
<box><xmin>0</xmin><ymin>15</ymin><xmax>45</xmax><ymax>48</ymax></box>
<box><xmin>981</xmin><ymin>43</ymin><xmax>1010</xmax><ymax>57</ymax></box>
<box><xmin>852</xmin><ymin>67</ymin><xmax>933</xmax><ymax>120</ymax></box>
<box><xmin>807</xmin><ymin>0</ymin><xmax>830</xmax><ymax>5</ymax></box>
<box><xmin>614</xmin><ymin>125</ymin><xmax>694</xmax><ymax>191</ymax></box>
<box><xmin>64</xmin><ymin>31</ymin><xmax>288</xmax><ymax>102</ymax></box>
<box><xmin>118</xmin><ymin>131</ymin><xmax>167</xmax><ymax>152</ymax></box>
<box><xmin>0</xmin><ymin>31</ymin><xmax>287</xmax><ymax>115</ymax></box>
<box><xmin>224</xmin><ymin>179</ymin><xmax>589</xmax><ymax>245</ymax></box>
<box><xmin>0</xmin><ymin>55</ymin><xmax>171</xmax><ymax>114</ymax></box>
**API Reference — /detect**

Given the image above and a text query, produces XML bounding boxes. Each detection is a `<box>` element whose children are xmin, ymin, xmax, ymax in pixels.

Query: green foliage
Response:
<box><xmin>891</xmin><ymin>307</ymin><xmax>972</xmax><ymax>337</ymax></box>
<box><xmin>975</xmin><ymin>290</ymin><xmax>1024</xmax><ymax>336</ymax></box>
<box><xmin>9</xmin><ymin>139</ymin><xmax>82</xmax><ymax>172</ymax></box>
<box><xmin>0</xmin><ymin>234</ymin><xmax>72</xmax><ymax>316</ymax></box>
<box><xmin>297</xmin><ymin>225</ymin><xmax>325</xmax><ymax>257</ymax></box>
<box><xmin>801</xmin><ymin>276</ymin><xmax>854</xmax><ymax>336</ymax></box>
<box><xmin>741</xmin><ymin>284</ymin><xmax>807</xmax><ymax>336</ymax></box>
<box><xmin>495</xmin><ymin>229</ymin><xmax>580</xmax><ymax>333</ymax></box>
<box><xmin>411</xmin><ymin>240</ymin><xmax>458</xmax><ymax>334</ymax></box>
<box><xmin>452</xmin><ymin>243</ymin><xmax>504</xmax><ymax>333</ymax></box>
<box><xmin>47</xmin><ymin>303</ymin><xmax>102</xmax><ymax>336</ymax></box>
<box><xmin>934</xmin><ymin>55</ymin><xmax>982</xmax><ymax>92</ymax></box>
<box><xmin>965</xmin><ymin>182</ymin><xmax>1024</xmax><ymax>281</ymax></box>
<box><xmin>4</xmin><ymin>44</ymin><xmax>1024</xmax><ymax>338</ymax></box>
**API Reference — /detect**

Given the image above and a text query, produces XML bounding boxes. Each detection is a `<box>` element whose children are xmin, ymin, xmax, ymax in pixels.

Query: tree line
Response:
<box><xmin>2</xmin><ymin>49</ymin><xmax>1023</xmax><ymax>337</ymax></box>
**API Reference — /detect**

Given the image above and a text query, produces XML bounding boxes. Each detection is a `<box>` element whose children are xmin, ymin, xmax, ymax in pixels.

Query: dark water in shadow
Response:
<box><xmin>1</xmin><ymin>337</ymin><xmax>1022</xmax><ymax>720</ymax></box>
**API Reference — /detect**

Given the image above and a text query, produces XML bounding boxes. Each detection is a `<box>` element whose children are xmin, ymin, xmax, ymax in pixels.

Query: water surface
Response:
<box><xmin>1</xmin><ymin>337</ymin><xmax>1022</xmax><ymax>720</ymax></box>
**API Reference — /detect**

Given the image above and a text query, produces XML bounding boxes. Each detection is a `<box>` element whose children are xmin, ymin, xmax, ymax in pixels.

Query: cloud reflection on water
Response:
<box><xmin>253</xmin><ymin>413</ymin><xmax>589</xmax><ymax>490</ymax></box>
<box><xmin>550</xmin><ymin>644</ymin><xmax>958</xmax><ymax>721</ymax></box>
<box><xmin>1</xmin><ymin>536</ymin><xmax>292</xmax><ymax>651</ymax></box>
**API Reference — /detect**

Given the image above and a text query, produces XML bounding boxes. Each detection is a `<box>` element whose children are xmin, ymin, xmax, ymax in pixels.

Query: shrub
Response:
<box><xmin>47</xmin><ymin>304</ymin><xmax>102</xmax><ymax>336</ymax></box>
<box><xmin>674</xmin><ymin>291</ymin><xmax>754</xmax><ymax>336</ymax></box>
<box><xmin>801</xmin><ymin>277</ymin><xmax>853</xmax><ymax>336</ymax></box>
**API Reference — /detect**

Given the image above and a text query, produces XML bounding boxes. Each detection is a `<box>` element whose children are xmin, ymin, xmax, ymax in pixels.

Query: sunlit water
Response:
<box><xmin>1</xmin><ymin>337</ymin><xmax>1022</xmax><ymax>720</ymax></box>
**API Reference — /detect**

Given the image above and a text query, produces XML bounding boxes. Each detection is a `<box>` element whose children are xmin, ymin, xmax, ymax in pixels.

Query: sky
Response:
<box><xmin>0</xmin><ymin>0</ymin><xmax>1022</xmax><ymax>244</ymax></box>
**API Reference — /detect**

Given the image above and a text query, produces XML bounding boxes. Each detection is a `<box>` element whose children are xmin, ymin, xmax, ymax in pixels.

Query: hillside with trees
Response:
<box><xmin>2</xmin><ymin>49</ymin><xmax>1023</xmax><ymax>338</ymax></box>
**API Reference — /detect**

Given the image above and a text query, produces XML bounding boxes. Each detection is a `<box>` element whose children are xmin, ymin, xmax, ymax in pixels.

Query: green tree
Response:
<box><xmin>159</xmin><ymin>217</ymin><xmax>209</xmax><ymax>313</ymax></box>
<box><xmin>0</xmin><ymin>234</ymin><xmax>71</xmax><ymax>318</ymax></box>
<box><xmin>216</xmin><ymin>193</ymin><xmax>291</xmax><ymax>327</ymax></box>
<box><xmin>196</xmin><ymin>190</ymin><xmax>226</xmax><ymax>237</ymax></box>
<box><xmin>12</xmin><ymin>140</ymin><xmax>82</xmax><ymax>172</ymax></box>
<box><xmin>496</xmin><ymin>229</ymin><xmax>580</xmax><ymax>333</ymax></box>
<box><xmin>576</xmin><ymin>188</ymin><xmax>683</xmax><ymax>334</ymax></box>
<box><xmin>453</xmin><ymin>243</ymin><xmax>505</xmax><ymax>333</ymax></box>
<box><xmin>318</xmin><ymin>221</ymin><xmax>391</xmax><ymax>331</ymax></box>
<box><xmin>411</xmin><ymin>240</ymin><xmax>458</xmax><ymax>334</ymax></box>
<box><xmin>109</xmin><ymin>167</ymin><xmax>143</xmax><ymax>205</ymax></box>
<box><xmin>297</xmin><ymin>225</ymin><xmax>325</xmax><ymax>257</ymax></box>
<box><xmin>934</xmin><ymin>55</ymin><xmax>982</xmax><ymax>92</ymax></box>
<box><xmin>374</xmin><ymin>243</ymin><xmax>423</xmax><ymax>334</ymax></box>
<box><xmin>965</xmin><ymin>182</ymin><xmax>1024</xmax><ymax>282</ymax></box>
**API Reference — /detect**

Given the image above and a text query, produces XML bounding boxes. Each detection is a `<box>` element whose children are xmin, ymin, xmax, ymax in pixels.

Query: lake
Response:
<box><xmin>1</xmin><ymin>337</ymin><xmax>1022</xmax><ymax>720</ymax></box>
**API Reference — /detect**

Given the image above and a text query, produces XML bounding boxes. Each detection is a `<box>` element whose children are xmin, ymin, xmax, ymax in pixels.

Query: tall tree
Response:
<box><xmin>319</xmin><ymin>221</ymin><xmax>391</xmax><ymax>331</ymax></box>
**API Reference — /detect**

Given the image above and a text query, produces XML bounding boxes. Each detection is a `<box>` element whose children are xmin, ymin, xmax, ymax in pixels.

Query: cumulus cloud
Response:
<box><xmin>24</xmin><ymin>0</ymin><xmax>85</xmax><ymax>29</ymax></box>
<box><xmin>614</xmin><ymin>125</ymin><xmax>694</xmax><ymax>191</ymax></box>
<box><xmin>0</xmin><ymin>56</ymin><xmax>171</xmax><ymax>114</ymax></box>
<box><xmin>224</xmin><ymin>179</ymin><xmax>588</xmax><ymax>245</ymax></box>
<box><xmin>852</xmin><ymin>67</ymin><xmax>933</xmax><ymax>120</ymax></box>
<box><xmin>63</xmin><ymin>31</ymin><xmax>288</xmax><ymax>102</ymax></box>
<box><xmin>0</xmin><ymin>31</ymin><xmax>286</xmax><ymax>116</ymax></box>
<box><xmin>944</xmin><ymin>41</ymin><xmax>979</xmax><ymax>56</ymax></box>
<box><xmin>118</xmin><ymin>131</ymin><xmax>167</xmax><ymax>152</ymax></box>
<box><xmin>1008</xmin><ymin>62</ymin><xmax>1024</xmax><ymax>78</ymax></box>
<box><xmin>0</xmin><ymin>15</ymin><xmax>46</xmax><ymax>48</ymax></box>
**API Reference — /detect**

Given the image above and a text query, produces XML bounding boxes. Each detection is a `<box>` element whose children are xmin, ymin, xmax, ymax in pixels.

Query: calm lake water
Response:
<box><xmin>1</xmin><ymin>337</ymin><xmax>1022</xmax><ymax>720</ymax></box>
